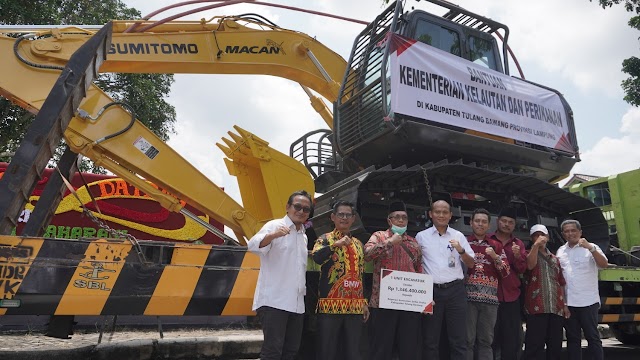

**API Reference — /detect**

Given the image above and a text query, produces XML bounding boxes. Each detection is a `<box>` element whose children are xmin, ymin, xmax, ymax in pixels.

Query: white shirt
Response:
<box><xmin>247</xmin><ymin>215</ymin><xmax>308</xmax><ymax>313</ymax></box>
<box><xmin>556</xmin><ymin>243</ymin><xmax>607</xmax><ymax>307</ymax></box>
<box><xmin>416</xmin><ymin>226</ymin><xmax>474</xmax><ymax>284</ymax></box>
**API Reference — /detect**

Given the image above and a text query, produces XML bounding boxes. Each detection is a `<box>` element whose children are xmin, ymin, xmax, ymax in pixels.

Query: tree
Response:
<box><xmin>0</xmin><ymin>0</ymin><xmax>176</xmax><ymax>170</ymax></box>
<box><xmin>593</xmin><ymin>0</ymin><xmax>640</xmax><ymax>106</ymax></box>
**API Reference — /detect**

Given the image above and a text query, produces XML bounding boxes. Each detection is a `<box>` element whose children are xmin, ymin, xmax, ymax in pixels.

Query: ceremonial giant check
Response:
<box><xmin>379</xmin><ymin>269</ymin><xmax>434</xmax><ymax>314</ymax></box>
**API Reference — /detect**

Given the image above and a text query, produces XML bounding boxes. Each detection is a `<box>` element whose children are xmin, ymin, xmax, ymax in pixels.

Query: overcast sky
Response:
<box><xmin>121</xmin><ymin>0</ymin><xmax>639</xmax><ymax>202</ymax></box>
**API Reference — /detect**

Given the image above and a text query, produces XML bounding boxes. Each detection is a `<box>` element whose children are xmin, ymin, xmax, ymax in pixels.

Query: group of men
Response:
<box><xmin>247</xmin><ymin>190</ymin><xmax>608</xmax><ymax>360</ymax></box>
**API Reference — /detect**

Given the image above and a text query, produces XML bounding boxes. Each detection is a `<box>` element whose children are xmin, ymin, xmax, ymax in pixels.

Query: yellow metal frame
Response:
<box><xmin>0</xmin><ymin>17</ymin><xmax>346</xmax><ymax>242</ymax></box>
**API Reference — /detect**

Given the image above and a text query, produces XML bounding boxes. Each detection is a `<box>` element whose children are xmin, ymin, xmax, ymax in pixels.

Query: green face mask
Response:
<box><xmin>391</xmin><ymin>225</ymin><xmax>407</xmax><ymax>235</ymax></box>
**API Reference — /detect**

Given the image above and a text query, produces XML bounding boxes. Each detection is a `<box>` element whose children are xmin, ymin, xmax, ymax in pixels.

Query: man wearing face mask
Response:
<box><xmin>364</xmin><ymin>200</ymin><xmax>423</xmax><ymax>360</ymax></box>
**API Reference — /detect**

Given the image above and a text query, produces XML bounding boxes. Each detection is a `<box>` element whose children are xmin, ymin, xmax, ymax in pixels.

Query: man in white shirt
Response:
<box><xmin>247</xmin><ymin>190</ymin><xmax>312</xmax><ymax>360</ymax></box>
<box><xmin>556</xmin><ymin>219</ymin><xmax>608</xmax><ymax>360</ymax></box>
<box><xmin>417</xmin><ymin>200</ymin><xmax>474</xmax><ymax>360</ymax></box>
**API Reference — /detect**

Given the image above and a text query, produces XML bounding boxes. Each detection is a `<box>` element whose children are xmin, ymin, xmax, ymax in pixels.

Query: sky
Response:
<box><xmin>120</xmin><ymin>0</ymin><xmax>639</xmax><ymax>204</ymax></box>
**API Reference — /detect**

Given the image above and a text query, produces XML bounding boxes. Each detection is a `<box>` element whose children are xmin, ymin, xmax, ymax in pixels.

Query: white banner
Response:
<box><xmin>379</xmin><ymin>269</ymin><xmax>433</xmax><ymax>313</ymax></box>
<box><xmin>389</xmin><ymin>34</ymin><xmax>574</xmax><ymax>152</ymax></box>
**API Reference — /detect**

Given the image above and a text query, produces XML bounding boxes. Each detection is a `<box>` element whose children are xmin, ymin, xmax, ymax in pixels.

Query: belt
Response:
<box><xmin>433</xmin><ymin>279</ymin><xmax>463</xmax><ymax>289</ymax></box>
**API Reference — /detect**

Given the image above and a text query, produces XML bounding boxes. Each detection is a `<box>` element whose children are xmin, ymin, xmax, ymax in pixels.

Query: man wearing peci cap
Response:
<box><xmin>490</xmin><ymin>206</ymin><xmax>527</xmax><ymax>360</ymax></box>
<box><xmin>417</xmin><ymin>200</ymin><xmax>475</xmax><ymax>360</ymax></box>
<box><xmin>556</xmin><ymin>219</ymin><xmax>608</xmax><ymax>360</ymax></box>
<box><xmin>522</xmin><ymin>224</ymin><xmax>569</xmax><ymax>360</ymax></box>
<box><xmin>364</xmin><ymin>200</ymin><xmax>423</xmax><ymax>360</ymax></box>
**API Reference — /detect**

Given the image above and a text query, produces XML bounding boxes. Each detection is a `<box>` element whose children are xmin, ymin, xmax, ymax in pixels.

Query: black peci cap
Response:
<box><xmin>388</xmin><ymin>200</ymin><xmax>407</xmax><ymax>214</ymax></box>
<box><xmin>498</xmin><ymin>206</ymin><xmax>517</xmax><ymax>220</ymax></box>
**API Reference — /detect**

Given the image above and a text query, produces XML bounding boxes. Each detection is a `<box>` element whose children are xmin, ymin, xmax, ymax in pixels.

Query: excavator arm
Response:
<box><xmin>0</xmin><ymin>16</ymin><xmax>347</xmax><ymax>242</ymax></box>
<box><xmin>5</xmin><ymin>17</ymin><xmax>344</xmax><ymax>127</ymax></box>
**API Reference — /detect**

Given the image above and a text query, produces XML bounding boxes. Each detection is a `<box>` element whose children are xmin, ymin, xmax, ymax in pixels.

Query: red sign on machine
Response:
<box><xmin>0</xmin><ymin>163</ymin><xmax>224</xmax><ymax>244</ymax></box>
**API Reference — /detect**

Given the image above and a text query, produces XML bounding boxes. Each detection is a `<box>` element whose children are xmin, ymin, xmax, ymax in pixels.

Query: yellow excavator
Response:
<box><xmin>0</xmin><ymin>0</ymin><xmax>613</xmax><ymax>339</ymax></box>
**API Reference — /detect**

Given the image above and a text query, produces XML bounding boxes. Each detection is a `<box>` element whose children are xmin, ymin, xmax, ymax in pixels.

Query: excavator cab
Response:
<box><xmin>332</xmin><ymin>0</ymin><xmax>578</xmax><ymax>182</ymax></box>
<box><xmin>305</xmin><ymin>0</ymin><xmax>607</xmax><ymax>253</ymax></box>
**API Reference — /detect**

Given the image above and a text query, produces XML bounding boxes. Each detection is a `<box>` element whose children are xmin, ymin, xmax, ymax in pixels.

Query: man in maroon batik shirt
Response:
<box><xmin>466</xmin><ymin>208</ymin><xmax>510</xmax><ymax>360</ymax></box>
<box><xmin>490</xmin><ymin>207</ymin><xmax>527</xmax><ymax>360</ymax></box>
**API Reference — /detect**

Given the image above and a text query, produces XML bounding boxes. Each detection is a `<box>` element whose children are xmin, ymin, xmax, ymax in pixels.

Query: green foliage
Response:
<box><xmin>593</xmin><ymin>0</ymin><xmax>640</xmax><ymax>106</ymax></box>
<box><xmin>0</xmin><ymin>0</ymin><xmax>176</xmax><ymax>171</ymax></box>
<box><xmin>622</xmin><ymin>57</ymin><xmax>640</xmax><ymax>106</ymax></box>
<box><xmin>594</xmin><ymin>0</ymin><xmax>640</xmax><ymax>13</ymax></box>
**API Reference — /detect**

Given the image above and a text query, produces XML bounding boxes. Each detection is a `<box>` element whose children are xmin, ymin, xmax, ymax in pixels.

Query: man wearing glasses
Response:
<box><xmin>556</xmin><ymin>219</ymin><xmax>608</xmax><ymax>360</ymax></box>
<box><xmin>247</xmin><ymin>190</ymin><xmax>313</xmax><ymax>360</ymax></box>
<box><xmin>417</xmin><ymin>200</ymin><xmax>474</xmax><ymax>360</ymax></box>
<box><xmin>365</xmin><ymin>200</ymin><xmax>423</xmax><ymax>360</ymax></box>
<box><xmin>311</xmin><ymin>200</ymin><xmax>368</xmax><ymax>360</ymax></box>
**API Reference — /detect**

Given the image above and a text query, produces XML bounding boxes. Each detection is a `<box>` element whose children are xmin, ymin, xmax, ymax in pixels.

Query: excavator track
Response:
<box><xmin>312</xmin><ymin>159</ymin><xmax>609</xmax><ymax>250</ymax></box>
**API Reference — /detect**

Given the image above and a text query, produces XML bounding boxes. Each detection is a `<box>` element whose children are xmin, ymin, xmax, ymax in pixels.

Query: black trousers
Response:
<box><xmin>257</xmin><ymin>306</ymin><xmax>304</xmax><ymax>360</ymax></box>
<box><xmin>422</xmin><ymin>281</ymin><xmax>468</xmax><ymax>360</ymax></box>
<box><xmin>316</xmin><ymin>313</ymin><xmax>363</xmax><ymax>360</ymax></box>
<box><xmin>565</xmin><ymin>303</ymin><xmax>603</xmax><ymax>360</ymax></box>
<box><xmin>493</xmin><ymin>299</ymin><xmax>523</xmax><ymax>360</ymax></box>
<box><xmin>523</xmin><ymin>313</ymin><xmax>563</xmax><ymax>360</ymax></box>
<box><xmin>369</xmin><ymin>307</ymin><xmax>421</xmax><ymax>360</ymax></box>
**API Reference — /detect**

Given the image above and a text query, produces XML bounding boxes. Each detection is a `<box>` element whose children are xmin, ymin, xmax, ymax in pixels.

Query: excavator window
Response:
<box><xmin>413</xmin><ymin>18</ymin><xmax>462</xmax><ymax>56</ymax></box>
<box><xmin>402</xmin><ymin>9</ymin><xmax>503</xmax><ymax>73</ymax></box>
<box><xmin>468</xmin><ymin>35</ymin><xmax>498</xmax><ymax>70</ymax></box>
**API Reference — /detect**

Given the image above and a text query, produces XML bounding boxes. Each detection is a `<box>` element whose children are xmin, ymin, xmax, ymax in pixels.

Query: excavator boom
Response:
<box><xmin>0</xmin><ymin>13</ymin><xmax>347</xmax><ymax>242</ymax></box>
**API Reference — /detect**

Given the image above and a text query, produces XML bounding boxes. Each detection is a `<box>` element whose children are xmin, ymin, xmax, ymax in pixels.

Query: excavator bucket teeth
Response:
<box><xmin>218</xmin><ymin>126</ymin><xmax>314</xmax><ymax>222</ymax></box>
<box><xmin>227</xmin><ymin>131</ymin><xmax>246</xmax><ymax>146</ymax></box>
<box><xmin>216</xmin><ymin>143</ymin><xmax>233</xmax><ymax>159</ymax></box>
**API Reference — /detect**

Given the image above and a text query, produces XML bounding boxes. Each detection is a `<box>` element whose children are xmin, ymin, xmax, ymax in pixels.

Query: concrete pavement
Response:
<box><xmin>0</xmin><ymin>328</ymin><xmax>263</xmax><ymax>360</ymax></box>
<box><xmin>0</xmin><ymin>323</ymin><xmax>628</xmax><ymax>360</ymax></box>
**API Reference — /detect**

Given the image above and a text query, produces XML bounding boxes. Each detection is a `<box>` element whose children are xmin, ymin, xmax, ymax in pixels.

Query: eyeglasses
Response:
<box><xmin>388</xmin><ymin>214</ymin><xmax>408</xmax><ymax>221</ymax></box>
<box><xmin>335</xmin><ymin>212</ymin><xmax>354</xmax><ymax>219</ymax></box>
<box><xmin>291</xmin><ymin>203</ymin><xmax>311</xmax><ymax>213</ymax></box>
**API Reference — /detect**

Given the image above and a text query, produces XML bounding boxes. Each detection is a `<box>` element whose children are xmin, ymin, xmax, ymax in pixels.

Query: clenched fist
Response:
<box><xmin>272</xmin><ymin>226</ymin><xmax>290</xmax><ymax>238</ymax></box>
<box><xmin>485</xmin><ymin>247</ymin><xmax>498</xmax><ymax>260</ymax></box>
<box><xmin>334</xmin><ymin>235</ymin><xmax>352</xmax><ymax>248</ymax></box>
<box><xmin>512</xmin><ymin>243</ymin><xmax>521</xmax><ymax>258</ymax></box>
<box><xmin>578</xmin><ymin>238</ymin><xmax>592</xmax><ymax>250</ymax></box>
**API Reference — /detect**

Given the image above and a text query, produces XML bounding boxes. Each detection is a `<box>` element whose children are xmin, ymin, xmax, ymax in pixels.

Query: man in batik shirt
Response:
<box><xmin>364</xmin><ymin>200</ymin><xmax>422</xmax><ymax>360</ymax></box>
<box><xmin>523</xmin><ymin>224</ymin><xmax>569</xmax><ymax>360</ymax></box>
<box><xmin>312</xmin><ymin>200</ymin><xmax>368</xmax><ymax>360</ymax></box>
<box><xmin>466</xmin><ymin>208</ymin><xmax>510</xmax><ymax>360</ymax></box>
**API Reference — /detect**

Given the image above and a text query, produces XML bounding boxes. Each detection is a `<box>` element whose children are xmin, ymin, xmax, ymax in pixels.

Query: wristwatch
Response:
<box><xmin>458</xmin><ymin>248</ymin><xmax>465</xmax><ymax>255</ymax></box>
<box><xmin>589</xmin><ymin>245</ymin><xmax>597</xmax><ymax>253</ymax></box>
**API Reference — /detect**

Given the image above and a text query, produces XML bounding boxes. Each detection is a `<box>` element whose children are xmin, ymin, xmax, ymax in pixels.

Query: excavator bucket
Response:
<box><xmin>218</xmin><ymin>126</ymin><xmax>315</xmax><ymax>223</ymax></box>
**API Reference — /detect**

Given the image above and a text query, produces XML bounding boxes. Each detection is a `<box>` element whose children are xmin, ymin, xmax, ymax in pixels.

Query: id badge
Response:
<box><xmin>448</xmin><ymin>255</ymin><xmax>456</xmax><ymax>268</ymax></box>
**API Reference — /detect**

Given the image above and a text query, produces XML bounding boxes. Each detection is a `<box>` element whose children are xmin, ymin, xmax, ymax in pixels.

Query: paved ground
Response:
<box><xmin>595</xmin><ymin>338</ymin><xmax>640</xmax><ymax>359</ymax></box>
<box><xmin>0</xmin><ymin>328</ymin><xmax>263</xmax><ymax>360</ymax></box>
<box><xmin>0</xmin><ymin>326</ymin><xmax>638</xmax><ymax>359</ymax></box>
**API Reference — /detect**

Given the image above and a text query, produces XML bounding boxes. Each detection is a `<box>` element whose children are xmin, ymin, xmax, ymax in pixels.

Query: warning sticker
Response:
<box><xmin>133</xmin><ymin>136</ymin><xmax>159</xmax><ymax>159</ymax></box>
